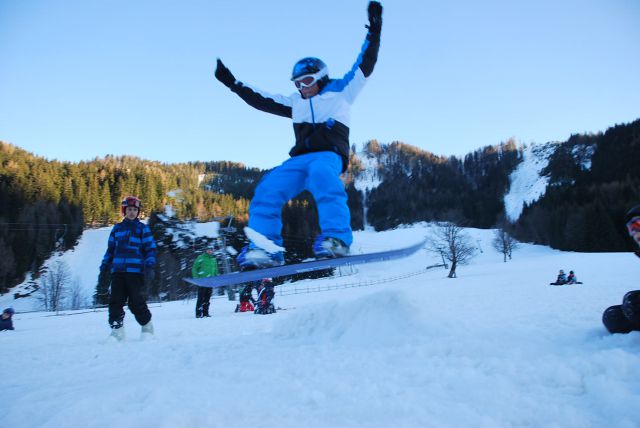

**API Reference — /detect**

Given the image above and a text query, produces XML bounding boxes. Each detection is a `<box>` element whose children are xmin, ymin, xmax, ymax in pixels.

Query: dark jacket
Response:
<box><xmin>223</xmin><ymin>27</ymin><xmax>381</xmax><ymax>172</ymax></box>
<box><xmin>0</xmin><ymin>318</ymin><xmax>14</xmax><ymax>331</ymax></box>
<box><xmin>100</xmin><ymin>218</ymin><xmax>156</xmax><ymax>274</ymax></box>
<box><xmin>240</xmin><ymin>285</ymin><xmax>255</xmax><ymax>303</ymax></box>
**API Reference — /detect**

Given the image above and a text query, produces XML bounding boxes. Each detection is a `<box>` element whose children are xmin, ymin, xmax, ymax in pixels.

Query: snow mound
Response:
<box><xmin>275</xmin><ymin>290</ymin><xmax>428</xmax><ymax>346</ymax></box>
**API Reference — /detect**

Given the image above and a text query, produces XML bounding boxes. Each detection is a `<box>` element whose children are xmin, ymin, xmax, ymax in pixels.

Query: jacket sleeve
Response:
<box><xmin>359</xmin><ymin>25</ymin><xmax>381</xmax><ymax>78</ymax></box>
<box><xmin>326</xmin><ymin>25</ymin><xmax>382</xmax><ymax>104</ymax></box>
<box><xmin>192</xmin><ymin>255</ymin><xmax>202</xmax><ymax>278</ymax></box>
<box><xmin>228</xmin><ymin>81</ymin><xmax>293</xmax><ymax>118</ymax></box>
<box><xmin>100</xmin><ymin>226</ymin><xmax>117</xmax><ymax>271</ymax></box>
<box><xmin>141</xmin><ymin>225</ymin><xmax>157</xmax><ymax>267</ymax></box>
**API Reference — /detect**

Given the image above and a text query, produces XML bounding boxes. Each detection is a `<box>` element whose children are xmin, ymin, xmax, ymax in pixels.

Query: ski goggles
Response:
<box><xmin>293</xmin><ymin>71</ymin><xmax>323</xmax><ymax>89</ymax></box>
<box><xmin>627</xmin><ymin>216</ymin><xmax>640</xmax><ymax>234</ymax></box>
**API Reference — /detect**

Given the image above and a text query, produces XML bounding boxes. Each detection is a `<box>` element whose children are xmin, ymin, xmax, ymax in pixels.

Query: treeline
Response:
<box><xmin>511</xmin><ymin>120</ymin><xmax>640</xmax><ymax>251</ymax></box>
<box><xmin>0</xmin><ymin>142</ymin><xmax>252</xmax><ymax>292</ymax></box>
<box><xmin>365</xmin><ymin>139</ymin><xmax>521</xmax><ymax>229</ymax></box>
<box><xmin>3</xmin><ymin>117</ymin><xmax>640</xmax><ymax>296</ymax></box>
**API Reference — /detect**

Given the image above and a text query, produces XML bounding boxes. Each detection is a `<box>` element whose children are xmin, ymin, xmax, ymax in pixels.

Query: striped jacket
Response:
<box><xmin>101</xmin><ymin>218</ymin><xmax>156</xmax><ymax>274</ymax></box>
<box><xmin>224</xmin><ymin>28</ymin><xmax>381</xmax><ymax>172</ymax></box>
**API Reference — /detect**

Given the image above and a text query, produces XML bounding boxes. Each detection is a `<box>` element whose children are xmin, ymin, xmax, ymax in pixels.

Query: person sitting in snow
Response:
<box><xmin>213</xmin><ymin>1</ymin><xmax>382</xmax><ymax>269</ymax></box>
<box><xmin>551</xmin><ymin>269</ymin><xmax>567</xmax><ymax>286</ymax></box>
<box><xmin>602</xmin><ymin>205</ymin><xmax>640</xmax><ymax>333</ymax></box>
<box><xmin>566</xmin><ymin>270</ymin><xmax>578</xmax><ymax>284</ymax></box>
<box><xmin>100</xmin><ymin>196</ymin><xmax>157</xmax><ymax>341</ymax></box>
<box><xmin>0</xmin><ymin>308</ymin><xmax>15</xmax><ymax>331</ymax></box>
<box><xmin>255</xmin><ymin>278</ymin><xmax>276</xmax><ymax>315</ymax></box>
<box><xmin>235</xmin><ymin>283</ymin><xmax>256</xmax><ymax>313</ymax></box>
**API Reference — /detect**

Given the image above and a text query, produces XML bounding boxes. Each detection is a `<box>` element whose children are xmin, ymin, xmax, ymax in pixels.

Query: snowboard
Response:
<box><xmin>184</xmin><ymin>239</ymin><xmax>426</xmax><ymax>289</ymax></box>
<box><xmin>549</xmin><ymin>282</ymin><xmax>583</xmax><ymax>286</ymax></box>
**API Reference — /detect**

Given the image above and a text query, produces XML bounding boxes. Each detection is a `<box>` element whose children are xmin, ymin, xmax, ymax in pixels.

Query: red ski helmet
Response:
<box><xmin>121</xmin><ymin>196</ymin><xmax>141</xmax><ymax>216</ymax></box>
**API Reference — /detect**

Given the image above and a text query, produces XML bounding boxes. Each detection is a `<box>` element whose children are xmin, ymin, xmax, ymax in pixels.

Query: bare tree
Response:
<box><xmin>430</xmin><ymin>222</ymin><xmax>477</xmax><ymax>278</ymax></box>
<box><xmin>67</xmin><ymin>277</ymin><xmax>86</xmax><ymax>310</ymax></box>
<box><xmin>492</xmin><ymin>228</ymin><xmax>520</xmax><ymax>262</ymax></box>
<box><xmin>38</xmin><ymin>260</ymin><xmax>71</xmax><ymax>312</ymax></box>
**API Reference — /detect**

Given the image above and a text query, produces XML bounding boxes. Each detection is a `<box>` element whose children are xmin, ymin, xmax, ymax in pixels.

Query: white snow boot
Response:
<box><xmin>109</xmin><ymin>326</ymin><xmax>125</xmax><ymax>342</ymax></box>
<box><xmin>140</xmin><ymin>321</ymin><xmax>154</xmax><ymax>339</ymax></box>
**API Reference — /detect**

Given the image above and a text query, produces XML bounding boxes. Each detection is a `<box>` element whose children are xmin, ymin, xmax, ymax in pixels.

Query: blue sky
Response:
<box><xmin>1</xmin><ymin>0</ymin><xmax>639</xmax><ymax>169</ymax></box>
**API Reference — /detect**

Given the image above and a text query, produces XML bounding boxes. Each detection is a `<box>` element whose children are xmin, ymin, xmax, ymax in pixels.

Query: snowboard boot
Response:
<box><xmin>313</xmin><ymin>235</ymin><xmax>350</xmax><ymax>259</ymax></box>
<box><xmin>110</xmin><ymin>321</ymin><xmax>125</xmax><ymax>341</ymax></box>
<box><xmin>603</xmin><ymin>305</ymin><xmax>636</xmax><ymax>334</ymax></box>
<box><xmin>237</xmin><ymin>243</ymin><xmax>284</xmax><ymax>269</ymax></box>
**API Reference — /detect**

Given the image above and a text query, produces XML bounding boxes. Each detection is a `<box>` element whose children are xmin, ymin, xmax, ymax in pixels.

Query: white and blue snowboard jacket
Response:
<box><xmin>224</xmin><ymin>29</ymin><xmax>381</xmax><ymax>172</ymax></box>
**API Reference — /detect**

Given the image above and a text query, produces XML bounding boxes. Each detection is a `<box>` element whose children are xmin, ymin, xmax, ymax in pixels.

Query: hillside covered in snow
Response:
<box><xmin>3</xmin><ymin>224</ymin><xmax>640</xmax><ymax>427</ymax></box>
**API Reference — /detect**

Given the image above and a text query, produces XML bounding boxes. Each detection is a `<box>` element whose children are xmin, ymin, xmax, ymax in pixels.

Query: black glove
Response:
<box><xmin>98</xmin><ymin>269</ymin><xmax>111</xmax><ymax>285</ymax></box>
<box><xmin>145</xmin><ymin>268</ymin><xmax>156</xmax><ymax>284</ymax></box>
<box><xmin>367</xmin><ymin>1</ymin><xmax>383</xmax><ymax>34</ymax></box>
<box><xmin>215</xmin><ymin>58</ymin><xmax>236</xmax><ymax>88</ymax></box>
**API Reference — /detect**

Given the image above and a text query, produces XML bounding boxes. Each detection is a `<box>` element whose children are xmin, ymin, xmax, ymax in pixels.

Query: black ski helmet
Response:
<box><xmin>291</xmin><ymin>57</ymin><xmax>329</xmax><ymax>83</ymax></box>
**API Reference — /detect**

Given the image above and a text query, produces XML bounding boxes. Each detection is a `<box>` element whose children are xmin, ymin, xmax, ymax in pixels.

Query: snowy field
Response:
<box><xmin>3</xmin><ymin>224</ymin><xmax>640</xmax><ymax>428</ymax></box>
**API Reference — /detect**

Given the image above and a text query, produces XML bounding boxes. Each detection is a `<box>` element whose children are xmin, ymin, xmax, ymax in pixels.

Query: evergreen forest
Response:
<box><xmin>1</xmin><ymin>117</ymin><xmax>639</xmax><ymax>296</ymax></box>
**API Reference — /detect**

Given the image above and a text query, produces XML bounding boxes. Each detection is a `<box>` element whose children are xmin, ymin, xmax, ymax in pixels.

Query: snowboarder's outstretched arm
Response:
<box><xmin>361</xmin><ymin>1</ymin><xmax>383</xmax><ymax>78</ymax></box>
<box><xmin>326</xmin><ymin>1</ymin><xmax>383</xmax><ymax>102</ymax></box>
<box><xmin>214</xmin><ymin>59</ymin><xmax>293</xmax><ymax>118</ymax></box>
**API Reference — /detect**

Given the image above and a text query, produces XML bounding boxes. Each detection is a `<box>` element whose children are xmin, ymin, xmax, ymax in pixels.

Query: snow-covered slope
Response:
<box><xmin>3</xmin><ymin>224</ymin><xmax>640</xmax><ymax>427</ymax></box>
<box><xmin>503</xmin><ymin>143</ymin><xmax>557</xmax><ymax>222</ymax></box>
<box><xmin>353</xmin><ymin>151</ymin><xmax>382</xmax><ymax>194</ymax></box>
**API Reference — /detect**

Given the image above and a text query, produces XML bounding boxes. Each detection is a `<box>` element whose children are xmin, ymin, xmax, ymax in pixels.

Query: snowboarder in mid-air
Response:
<box><xmin>602</xmin><ymin>205</ymin><xmax>640</xmax><ymax>333</ymax></box>
<box><xmin>214</xmin><ymin>1</ymin><xmax>383</xmax><ymax>270</ymax></box>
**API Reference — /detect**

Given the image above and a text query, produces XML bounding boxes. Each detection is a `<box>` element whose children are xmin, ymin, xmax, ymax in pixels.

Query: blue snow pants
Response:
<box><xmin>249</xmin><ymin>151</ymin><xmax>352</xmax><ymax>247</ymax></box>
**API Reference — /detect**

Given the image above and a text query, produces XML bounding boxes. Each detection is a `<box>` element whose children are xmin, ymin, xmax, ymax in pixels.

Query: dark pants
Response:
<box><xmin>109</xmin><ymin>272</ymin><xmax>151</xmax><ymax>327</ymax></box>
<box><xmin>196</xmin><ymin>287</ymin><xmax>213</xmax><ymax>317</ymax></box>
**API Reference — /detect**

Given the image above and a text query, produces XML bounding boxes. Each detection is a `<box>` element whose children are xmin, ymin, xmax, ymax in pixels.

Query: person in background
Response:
<box><xmin>567</xmin><ymin>270</ymin><xmax>578</xmax><ymax>284</ymax></box>
<box><xmin>0</xmin><ymin>308</ymin><xmax>15</xmax><ymax>331</ymax></box>
<box><xmin>235</xmin><ymin>283</ymin><xmax>256</xmax><ymax>313</ymax></box>
<box><xmin>602</xmin><ymin>205</ymin><xmax>640</xmax><ymax>333</ymax></box>
<box><xmin>192</xmin><ymin>246</ymin><xmax>219</xmax><ymax>318</ymax></box>
<box><xmin>255</xmin><ymin>278</ymin><xmax>276</xmax><ymax>315</ymax></box>
<box><xmin>100</xmin><ymin>196</ymin><xmax>156</xmax><ymax>341</ymax></box>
